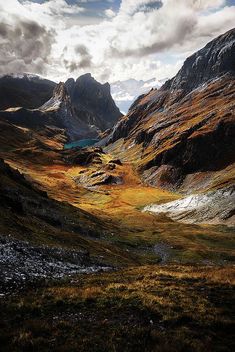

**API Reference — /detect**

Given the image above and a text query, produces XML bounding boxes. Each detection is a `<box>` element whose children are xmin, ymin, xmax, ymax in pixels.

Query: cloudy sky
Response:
<box><xmin>0</xmin><ymin>0</ymin><xmax>235</xmax><ymax>84</ymax></box>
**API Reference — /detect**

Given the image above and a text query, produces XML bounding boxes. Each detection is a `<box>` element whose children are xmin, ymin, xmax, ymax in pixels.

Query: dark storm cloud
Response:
<box><xmin>75</xmin><ymin>44</ymin><xmax>92</xmax><ymax>68</ymax></box>
<box><xmin>0</xmin><ymin>19</ymin><xmax>55</xmax><ymax>74</ymax></box>
<box><xmin>63</xmin><ymin>44</ymin><xmax>92</xmax><ymax>72</ymax></box>
<box><xmin>0</xmin><ymin>23</ymin><xmax>8</xmax><ymax>37</ymax></box>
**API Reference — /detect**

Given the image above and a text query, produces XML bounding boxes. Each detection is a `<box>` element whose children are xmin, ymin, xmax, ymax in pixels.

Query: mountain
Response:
<box><xmin>106</xmin><ymin>28</ymin><xmax>235</xmax><ymax>224</ymax></box>
<box><xmin>164</xmin><ymin>28</ymin><xmax>235</xmax><ymax>94</ymax></box>
<box><xmin>65</xmin><ymin>73</ymin><xmax>122</xmax><ymax>132</ymax></box>
<box><xmin>111</xmin><ymin>78</ymin><xmax>165</xmax><ymax>113</ymax></box>
<box><xmin>0</xmin><ymin>73</ymin><xmax>122</xmax><ymax>141</ymax></box>
<box><xmin>0</xmin><ymin>73</ymin><xmax>56</xmax><ymax>110</ymax></box>
<box><xmin>40</xmin><ymin>81</ymin><xmax>100</xmax><ymax>140</ymax></box>
<box><xmin>0</xmin><ymin>28</ymin><xmax>235</xmax><ymax>352</ymax></box>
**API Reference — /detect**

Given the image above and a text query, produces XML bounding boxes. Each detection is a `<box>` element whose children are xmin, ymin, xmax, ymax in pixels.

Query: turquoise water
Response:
<box><xmin>64</xmin><ymin>138</ymin><xmax>99</xmax><ymax>150</ymax></box>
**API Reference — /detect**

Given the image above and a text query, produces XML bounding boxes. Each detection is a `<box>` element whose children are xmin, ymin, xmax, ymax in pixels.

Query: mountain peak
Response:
<box><xmin>76</xmin><ymin>73</ymin><xmax>93</xmax><ymax>83</ymax></box>
<box><xmin>65</xmin><ymin>73</ymin><xmax>122</xmax><ymax>131</ymax></box>
<box><xmin>40</xmin><ymin>82</ymin><xmax>71</xmax><ymax>112</ymax></box>
<box><xmin>75</xmin><ymin>74</ymin><xmax>110</xmax><ymax>92</ymax></box>
<box><xmin>52</xmin><ymin>82</ymin><xmax>70</xmax><ymax>102</ymax></box>
<box><xmin>0</xmin><ymin>72</ymin><xmax>122</xmax><ymax>141</ymax></box>
<box><xmin>163</xmin><ymin>28</ymin><xmax>235</xmax><ymax>94</ymax></box>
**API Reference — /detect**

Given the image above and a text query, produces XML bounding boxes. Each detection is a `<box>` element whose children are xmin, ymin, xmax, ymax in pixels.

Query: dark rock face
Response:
<box><xmin>65</xmin><ymin>73</ymin><xmax>122</xmax><ymax>131</ymax></box>
<box><xmin>143</xmin><ymin>117</ymin><xmax>235</xmax><ymax>174</ymax></box>
<box><xmin>108</xmin><ymin>159</ymin><xmax>122</xmax><ymax>166</ymax></box>
<box><xmin>39</xmin><ymin>82</ymin><xmax>97</xmax><ymax>141</ymax></box>
<box><xmin>0</xmin><ymin>74</ymin><xmax>56</xmax><ymax>110</ymax></box>
<box><xmin>163</xmin><ymin>28</ymin><xmax>235</xmax><ymax>94</ymax></box>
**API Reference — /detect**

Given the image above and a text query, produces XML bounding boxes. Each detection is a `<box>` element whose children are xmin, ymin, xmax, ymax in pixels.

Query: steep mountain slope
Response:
<box><xmin>106</xmin><ymin>29</ymin><xmax>235</xmax><ymax>224</ymax></box>
<box><xmin>0</xmin><ymin>74</ymin><xmax>56</xmax><ymax>110</ymax></box>
<box><xmin>0</xmin><ymin>157</ymin><xmax>103</xmax><ymax>241</ymax></box>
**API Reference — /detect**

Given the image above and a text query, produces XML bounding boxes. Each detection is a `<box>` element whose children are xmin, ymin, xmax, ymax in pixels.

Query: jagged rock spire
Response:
<box><xmin>52</xmin><ymin>82</ymin><xmax>70</xmax><ymax>102</ymax></box>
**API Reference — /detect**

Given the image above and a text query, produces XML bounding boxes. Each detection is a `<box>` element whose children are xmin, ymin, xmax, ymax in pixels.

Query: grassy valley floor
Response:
<box><xmin>0</xmin><ymin>144</ymin><xmax>234</xmax><ymax>351</ymax></box>
<box><xmin>5</xmin><ymin>154</ymin><xmax>235</xmax><ymax>265</ymax></box>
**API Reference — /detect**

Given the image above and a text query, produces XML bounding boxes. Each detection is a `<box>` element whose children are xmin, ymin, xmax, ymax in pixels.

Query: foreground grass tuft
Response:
<box><xmin>1</xmin><ymin>264</ymin><xmax>234</xmax><ymax>352</ymax></box>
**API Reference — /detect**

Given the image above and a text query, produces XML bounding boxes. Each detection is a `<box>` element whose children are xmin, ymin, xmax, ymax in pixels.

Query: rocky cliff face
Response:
<box><xmin>39</xmin><ymin>82</ymin><xmax>99</xmax><ymax>141</ymax></box>
<box><xmin>65</xmin><ymin>73</ymin><xmax>122</xmax><ymax>132</ymax></box>
<box><xmin>163</xmin><ymin>28</ymin><xmax>235</xmax><ymax>94</ymax></box>
<box><xmin>106</xmin><ymin>29</ymin><xmax>235</xmax><ymax>195</ymax></box>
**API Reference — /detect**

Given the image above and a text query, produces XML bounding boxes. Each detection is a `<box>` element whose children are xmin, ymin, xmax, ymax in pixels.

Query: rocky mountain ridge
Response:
<box><xmin>0</xmin><ymin>74</ymin><xmax>56</xmax><ymax>110</ymax></box>
<box><xmin>0</xmin><ymin>73</ymin><xmax>122</xmax><ymax>141</ymax></box>
<box><xmin>108</xmin><ymin>29</ymin><xmax>235</xmax><ymax>145</ymax></box>
<box><xmin>105</xmin><ymin>28</ymin><xmax>235</xmax><ymax>224</ymax></box>
<box><xmin>163</xmin><ymin>28</ymin><xmax>235</xmax><ymax>95</ymax></box>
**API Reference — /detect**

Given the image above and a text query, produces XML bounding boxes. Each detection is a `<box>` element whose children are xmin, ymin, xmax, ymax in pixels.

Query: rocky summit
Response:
<box><xmin>164</xmin><ymin>28</ymin><xmax>235</xmax><ymax>94</ymax></box>
<box><xmin>65</xmin><ymin>73</ymin><xmax>122</xmax><ymax>132</ymax></box>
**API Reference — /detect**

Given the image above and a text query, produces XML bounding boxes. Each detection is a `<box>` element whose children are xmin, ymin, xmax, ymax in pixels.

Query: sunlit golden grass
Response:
<box><xmin>1</xmin><ymin>105</ymin><xmax>234</xmax><ymax>264</ymax></box>
<box><xmin>4</xmin><ymin>154</ymin><xmax>235</xmax><ymax>265</ymax></box>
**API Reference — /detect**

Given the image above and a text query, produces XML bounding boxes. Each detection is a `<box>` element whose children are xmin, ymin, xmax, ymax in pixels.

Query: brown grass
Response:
<box><xmin>1</xmin><ymin>264</ymin><xmax>234</xmax><ymax>352</ymax></box>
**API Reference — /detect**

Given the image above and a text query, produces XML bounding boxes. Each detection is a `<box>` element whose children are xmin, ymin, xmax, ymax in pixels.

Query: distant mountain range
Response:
<box><xmin>111</xmin><ymin>78</ymin><xmax>166</xmax><ymax>113</ymax></box>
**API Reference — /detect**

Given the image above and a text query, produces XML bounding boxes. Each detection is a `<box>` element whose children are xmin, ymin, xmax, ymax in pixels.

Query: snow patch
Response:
<box><xmin>143</xmin><ymin>186</ymin><xmax>235</xmax><ymax>225</ymax></box>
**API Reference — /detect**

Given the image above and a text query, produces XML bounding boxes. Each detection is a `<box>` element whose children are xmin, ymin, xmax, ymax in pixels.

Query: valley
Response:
<box><xmin>0</xmin><ymin>28</ymin><xmax>234</xmax><ymax>352</ymax></box>
<box><xmin>1</xmin><ymin>141</ymin><xmax>234</xmax><ymax>267</ymax></box>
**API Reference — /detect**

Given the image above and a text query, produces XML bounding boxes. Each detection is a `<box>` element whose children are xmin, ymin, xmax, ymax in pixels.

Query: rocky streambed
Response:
<box><xmin>0</xmin><ymin>235</ymin><xmax>110</xmax><ymax>295</ymax></box>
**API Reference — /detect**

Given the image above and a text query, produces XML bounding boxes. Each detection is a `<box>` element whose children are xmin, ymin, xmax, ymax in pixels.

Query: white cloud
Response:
<box><xmin>0</xmin><ymin>0</ymin><xmax>234</xmax><ymax>84</ymax></box>
<box><xmin>105</xmin><ymin>9</ymin><xmax>116</xmax><ymax>18</ymax></box>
